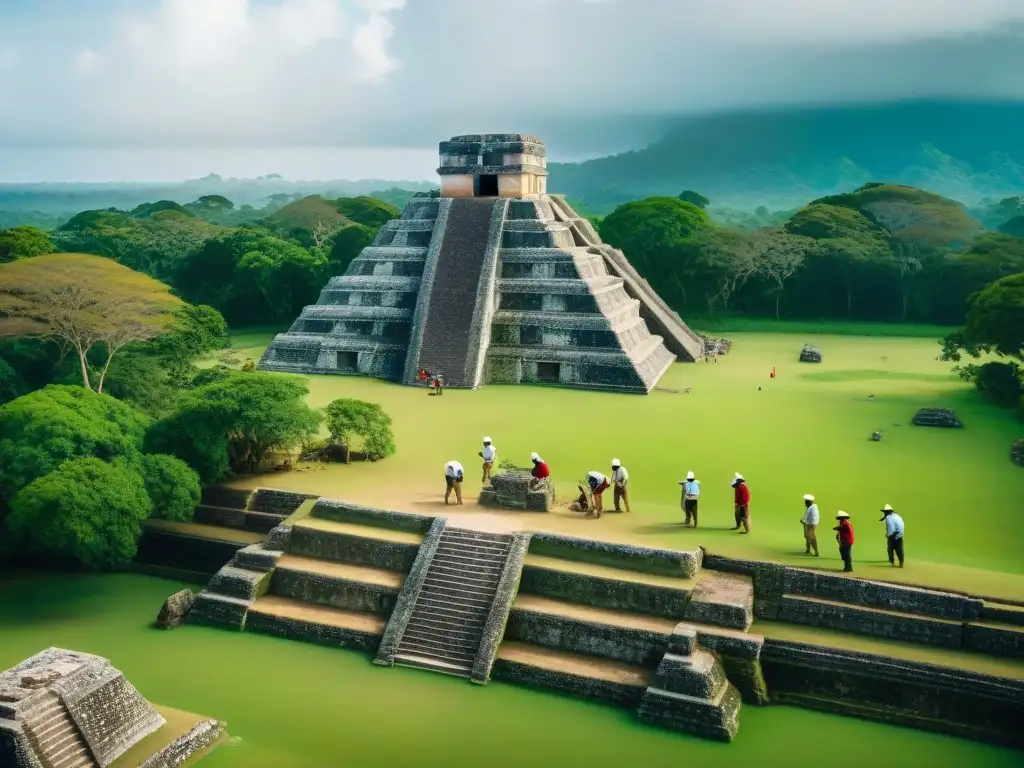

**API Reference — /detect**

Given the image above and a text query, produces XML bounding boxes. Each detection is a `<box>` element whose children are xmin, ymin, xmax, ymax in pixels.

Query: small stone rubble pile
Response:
<box><xmin>799</xmin><ymin>344</ymin><xmax>822</xmax><ymax>363</ymax></box>
<box><xmin>911</xmin><ymin>408</ymin><xmax>963</xmax><ymax>428</ymax></box>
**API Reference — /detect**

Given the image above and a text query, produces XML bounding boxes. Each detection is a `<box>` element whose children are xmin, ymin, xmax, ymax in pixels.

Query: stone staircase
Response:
<box><xmin>22</xmin><ymin>692</ymin><xmax>96</xmax><ymax>768</ymax></box>
<box><xmin>394</xmin><ymin>528</ymin><xmax>514</xmax><ymax>676</ymax></box>
<box><xmin>414</xmin><ymin>198</ymin><xmax>502</xmax><ymax>387</ymax></box>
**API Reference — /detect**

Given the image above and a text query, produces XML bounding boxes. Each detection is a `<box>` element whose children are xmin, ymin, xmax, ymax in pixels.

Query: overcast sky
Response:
<box><xmin>1</xmin><ymin>0</ymin><xmax>1022</xmax><ymax>181</ymax></box>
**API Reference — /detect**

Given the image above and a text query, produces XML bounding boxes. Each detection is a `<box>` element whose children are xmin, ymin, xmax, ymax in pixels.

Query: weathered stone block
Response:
<box><xmin>192</xmin><ymin>505</ymin><xmax>247</xmax><ymax>528</ymax></box>
<box><xmin>964</xmin><ymin>622</ymin><xmax>1024</xmax><ymax>659</ymax></box>
<box><xmin>684</xmin><ymin>571</ymin><xmax>754</xmax><ymax>630</ymax></box>
<box><xmin>288</xmin><ymin>525</ymin><xmax>419</xmax><ymax>571</ymax></box>
<box><xmin>270</xmin><ymin>568</ymin><xmax>399</xmax><ymax>616</ymax></box>
<box><xmin>232</xmin><ymin>544</ymin><xmax>283</xmax><ymax>573</ymax></box>
<box><xmin>505</xmin><ymin>609</ymin><xmax>669</xmax><ymax>666</ymax></box>
<box><xmin>155</xmin><ymin>589</ymin><xmax>195</xmax><ymax>630</ymax></box>
<box><xmin>638</xmin><ymin>685</ymin><xmax>741</xmax><ymax>742</ymax></box>
<box><xmin>265</xmin><ymin>526</ymin><xmax>292</xmax><ymax>553</ymax></box>
<box><xmin>519</xmin><ymin>565</ymin><xmax>691</xmax><ymax>619</ymax></box>
<box><xmin>310</xmin><ymin>499</ymin><xmax>434</xmax><ymax>533</ymax></box>
<box><xmin>245</xmin><ymin>611</ymin><xmax>381</xmax><ymax>651</ymax></box>
<box><xmin>206</xmin><ymin>566</ymin><xmax>273</xmax><ymax>601</ymax></box>
<box><xmin>667</xmin><ymin>625</ymin><xmax>697</xmax><ymax>655</ymax></box>
<box><xmin>529</xmin><ymin>532</ymin><xmax>700</xmax><ymax>578</ymax></box>
<box><xmin>249</xmin><ymin>489</ymin><xmax>317</xmax><ymax>516</ymax></box>
<box><xmin>138</xmin><ymin>720</ymin><xmax>223</xmax><ymax>768</ymax></box>
<box><xmin>653</xmin><ymin>651</ymin><xmax>726</xmax><ymax>699</ymax></box>
<box><xmin>674</xmin><ymin>622</ymin><xmax>763</xmax><ymax>661</ymax></box>
<box><xmin>491</xmin><ymin>658</ymin><xmax>646</xmax><ymax>708</ymax></box>
<box><xmin>200</xmin><ymin>486</ymin><xmax>251</xmax><ymax>509</ymax></box>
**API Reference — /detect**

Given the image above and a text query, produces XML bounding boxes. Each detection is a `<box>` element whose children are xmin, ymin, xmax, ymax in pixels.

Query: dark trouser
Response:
<box><xmin>839</xmin><ymin>544</ymin><xmax>853</xmax><ymax>572</ymax></box>
<box><xmin>613</xmin><ymin>483</ymin><xmax>630</xmax><ymax>512</ymax></box>
<box><xmin>887</xmin><ymin>535</ymin><xmax>904</xmax><ymax>566</ymax></box>
<box><xmin>444</xmin><ymin>475</ymin><xmax>462</xmax><ymax>504</ymax></box>
<box><xmin>684</xmin><ymin>498</ymin><xmax>698</xmax><ymax>526</ymax></box>
<box><xmin>734</xmin><ymin>504</ymin><xmax>749</xmax><ymax>531</ymax></box>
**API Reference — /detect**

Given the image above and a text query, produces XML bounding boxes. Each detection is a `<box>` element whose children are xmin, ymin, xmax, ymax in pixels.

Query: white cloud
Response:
<box><xmin>0</xmin><ymin>45</ymin><xmax>17</xmax><ymax>70</ymax></box>
<box><xmin>72</xmin><ymin>48</ymin><xmax>104</xmax><ymax>77</ymax></box>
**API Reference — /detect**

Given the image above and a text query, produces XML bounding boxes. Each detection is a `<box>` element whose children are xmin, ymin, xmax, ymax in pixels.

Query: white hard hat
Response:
<box><xmin>881</xmin><ymin>503</ymin><xmax>893</xmax><ymax>512</ymax></box>
<box><xmin>483</xmin><ymin>436</ymin><xmax>492</xmax><ymax>443</ymax></box>
<box><xmin>803</xmin><ymin>494</ymin><xmax>815</xmax><ymax>502</ymax></box>
<box><xmin>734</xmin><ymin>472</ymin><xmax>744</xmax><ymax>481</ymax></box>
<box><xmin>611</xmin><ymin>458</ymin><xmax>621</xmax><ymax>467</ymax></box>
<box><xmin>530</xmin><ymin>452</ymin><xmax>540</xmax><ymax>461</ymax></box>
<box><xmin>836</xmin><ymin>510</ymin><xmax>850</xmax><ymax>519</ymax></box>
<box><xmin>686</xmin><ymin>471</ymin><xmax>695</xmax><ymax>480</ymax></box>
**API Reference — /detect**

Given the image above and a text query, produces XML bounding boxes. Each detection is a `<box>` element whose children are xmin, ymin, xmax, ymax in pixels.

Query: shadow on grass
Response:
<box><xmin>800</xmin><ymin>369</ymin><xmax>954</xmax><ymax>384</ymax></box>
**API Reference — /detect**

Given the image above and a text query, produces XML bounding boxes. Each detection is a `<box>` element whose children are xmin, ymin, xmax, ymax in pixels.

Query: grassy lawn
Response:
<box><xmin>220</xmin><ymin>325</ymin><xmax>1024</xmax><ymax>600</ymax></box>
<box><xmin>0</xmin><ymin>571</ymin><xmax>1019</xmax><ymax>768</ymax></box>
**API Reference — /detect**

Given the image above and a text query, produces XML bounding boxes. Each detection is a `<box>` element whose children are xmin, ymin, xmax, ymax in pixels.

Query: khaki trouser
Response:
<box><xmin>735</xmin><ymin>504</ymin><xmax>750</xmax><ymax>532</ymax></box>
<box><xmin>482</xmin><ymin>461</ymin><xmax>493</xmax><ymax>482</ymax></box>
<box><xmin>445</xmin><ymin>476</ymin><xmax>463</xmax><ymax>504</ymax></box>
<box><xmin>613</xmin><ymin>483</ymin><xmax>630</xmax><ymax>512</ymax></box>
<box><xmin>802</xmin><ymin>522</ymin><xmax>818</xmax><ymax>554</ymax></box>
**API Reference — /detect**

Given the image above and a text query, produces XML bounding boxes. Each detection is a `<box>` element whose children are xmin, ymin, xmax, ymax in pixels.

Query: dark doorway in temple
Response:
<box><xmin>337</xmin><ymin>351</ymin><xmax>358</xmax><ymax>371</ymax></box>
<box><xmin>477</xmin><ymin>174</ymin><xmax>498</xmax><ymax>196</ymax></box>
<box><xmin>536</xmin><ymin>361</ymin><xmax>560</xmax><ymax>383</ymax></box>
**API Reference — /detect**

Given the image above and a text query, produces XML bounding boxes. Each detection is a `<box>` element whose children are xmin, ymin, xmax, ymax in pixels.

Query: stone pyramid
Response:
<box><xmin>260</xmin><ymin>134</ymin><xmax>704</xmax><ymax>393</ymax></box>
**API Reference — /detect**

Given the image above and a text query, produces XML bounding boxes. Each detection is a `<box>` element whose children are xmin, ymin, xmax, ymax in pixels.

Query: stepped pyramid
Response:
<box><xmin>260</xmin><ymin>134</ymin><xmax>704</xmax><ymax>393</ymax></box>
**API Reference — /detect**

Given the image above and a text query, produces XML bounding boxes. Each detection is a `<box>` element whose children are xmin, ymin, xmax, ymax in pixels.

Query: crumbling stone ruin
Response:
<box><xmin>701</xmin><ymin>336</ymin><xmax>732</xmax><ymax>357</ymax></box>
<box><xmin>0</xmin><ymin>648</ymin><xmax>222</xmax><ymax>768</ymax></box>
<box><xmin>911</xmin><ymin>408</ymin><xmax>963</xmax><ymax>428</ymax></box>
<box><xmin>479</xmin><ymin>467</ymin><xmax>555</xmax><ymax>511</ymax></box>
<box><xmin>260</xmin><ymin>134</ymin><xmax>703</xmax><ymax>393</ymax></box>
<box><xmin>1012</xmin><ymin>438</ymin><xmax>1024</xmax><ymax>467</ymax></box>
<box><xmin>156</xmin><ymin>589</ymin><xmax>195</xmax><ymax>629</ymax></box>
<box><xmin>799</xmin><ymin>344</ymin><xmax>822</xmax><ymax>363</ymax></box>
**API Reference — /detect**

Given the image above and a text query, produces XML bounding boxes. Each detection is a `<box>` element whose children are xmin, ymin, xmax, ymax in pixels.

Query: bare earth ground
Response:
<box><xmin>221</xmin><ymin>331</ymin><xmax>1024</xmax><ymax>602</ymax></box>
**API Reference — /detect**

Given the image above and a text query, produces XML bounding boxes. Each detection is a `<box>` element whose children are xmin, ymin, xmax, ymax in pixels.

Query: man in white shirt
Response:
<box><xmin>879</xmin><ymin>504</ymin><xmax>905</xmax><ymax>567</ymax></box>
<box><xmin>444</xmin><ymin>460</ymin><xmax>464</xmax><ymax>505</ymax></box>
<box><xmin>801</xmin><ymin>493</ymin><xmax>820</xmax><ymax>556</ymax></box>
<box><xmin>611</xmin><ymin>458</ymin><xmax>630</xmax><ymax>513</ymax></box>
<box><xmin>479</xmin><ymin>437</ymin><xmax>496</xmax><ymax>484</ymax></box>
<box><xmin>680</xmin><ymin>471</ymin><xmax>700</xmax><ymax>527</ymax></box>
<box><xmin>586</xmin><ymin>470</ymin><xmax>610</xmax><ymax>517</ymax></box>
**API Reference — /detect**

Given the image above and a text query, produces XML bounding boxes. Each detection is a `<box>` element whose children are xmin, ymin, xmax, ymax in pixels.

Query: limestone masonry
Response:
<box><xmin>259</xmin><ymin>133</ymin><xmax>704</xmax><ymax>393</ymax></box>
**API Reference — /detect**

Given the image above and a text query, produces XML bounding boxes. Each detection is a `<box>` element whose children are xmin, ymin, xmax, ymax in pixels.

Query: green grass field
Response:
<box><xmin>0</xmin><ymin>571</ymin><xmax>1019</xmax><ymax>768</ymax></box>
<box><xmin>221</xmin><ymin>326</ymin><xmax>1024</xmax><ymax>600</ymax></box>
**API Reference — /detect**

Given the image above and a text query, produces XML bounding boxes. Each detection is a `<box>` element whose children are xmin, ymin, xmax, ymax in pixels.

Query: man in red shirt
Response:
<box><xmin>833</xmin><ymin>510</ymin><xmax>854</xmax><ymax>572</ymax></box>
<box><xmin>731</xmin><ymin>473</ymin><xmax>751</xmax><ymax>533</ymax></box>
<box><xmin>530</xmin><ymin>452</ymin><xmax>550</xmax><ymax>488</ymax></box>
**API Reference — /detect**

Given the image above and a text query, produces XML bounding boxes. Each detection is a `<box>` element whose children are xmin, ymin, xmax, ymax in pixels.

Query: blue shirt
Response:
<box><xmin>884</xmin><ymin>513</ymin><xmax>905</xmax><ymax>538</ymax></box>
<box><xmin>682</xmin><ymin>480</ymin><xmax>700</xmax><ymax>498</ymax></box>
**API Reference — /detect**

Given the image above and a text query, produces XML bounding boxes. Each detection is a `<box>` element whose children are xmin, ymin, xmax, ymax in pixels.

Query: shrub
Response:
<box><xmin>140</xmin><ymin>453</ymin><xmax>201</xmax><ymax>521</ymax></box>
<box><xmin>324</xmin><ymin>398</ymin><xmax>396</xmax><ymax>461</ymax></box>
<box><xmin>975</xmin><ymin>361</ymin><xmax>1023</xmax><ymax>406</ymax></box>
<box><xmin>1012</xmin><ymin>439</ymin><xmax>1024</xmax><ymax>467</ymax></box>
<box><xmin>5</xmin><ymin>457</ymin><xmax>151</xmax><ymax>570</ymax></box>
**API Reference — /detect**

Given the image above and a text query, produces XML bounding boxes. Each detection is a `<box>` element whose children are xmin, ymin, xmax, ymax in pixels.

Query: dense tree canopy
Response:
<box><xmin>0</xmin><ymin>384</ymin><xmax>149</xmax><ymax>497</ymax></box>
<box><xmin>678</xmin><ymin>190</ymin><xmax>710</xmax><ymax>209</ymax></box>
<box><xmin>147</xmin><ymin>371</ymin><xmax>321</xmax><ymax>481</ymax></box>
<box><xmin>138</xmin><ymin>453</ymin><xmax>202</xmax><ymax>522</ymax></box>
<box><xmin>0</xmin><ymin>226</ymin><xmax>54</xmax><ymax>263</ymax></box>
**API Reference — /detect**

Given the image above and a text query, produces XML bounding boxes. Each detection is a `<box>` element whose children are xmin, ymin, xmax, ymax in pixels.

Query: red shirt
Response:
<box><xmin>734</xmin><ymin>483</ymin><xmax>750</xmax><ymax>506</ymax></box>
<box><xmin>835</xmin><ymin>520</ymin><xmax>855</xmax><ymax>546</ymax></box>
<box><xmin>532</xmin><ymin>461</ymin><xmax>550</xmax><ymax>479</ymax></box>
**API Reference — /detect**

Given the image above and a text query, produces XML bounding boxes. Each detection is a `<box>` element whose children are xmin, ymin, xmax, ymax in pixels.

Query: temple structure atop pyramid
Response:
<box><xmin>259</xmin><ymin>133</ymin><xmax>704</xmax><ymax>393</ymax></box>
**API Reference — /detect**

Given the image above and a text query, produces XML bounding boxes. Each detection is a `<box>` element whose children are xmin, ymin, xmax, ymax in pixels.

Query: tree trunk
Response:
<box><xmin>97</xmin><ymin>352</ymin><xmax>114</xmax><ymax>395</ymax></box>
<box><xmin>342</xmin><ymin>444</ymin><xmax>351</xmax><ymax>464</ymax></box>
<box><xmin>775</xmin><ymin>292</ymin><xmax>782</xmax><ymax>321</ymax></box>
<box><xmin>846</xmin><ymin>285</ymin><xmax>853</xmax><ymax>316</ymax></box>
<box><xmin>77</xmin><ymin>349</ymin><xmax>93</xmax><ymax>391</ymax></box>
<box><xmin>901</xmin><ymin>282</ymin><xmax>910</xmax><ymax>322</ymax></box>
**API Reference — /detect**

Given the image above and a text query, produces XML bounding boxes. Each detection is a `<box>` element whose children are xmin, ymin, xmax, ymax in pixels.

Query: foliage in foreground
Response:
<box><xmin>138</xmin><ymin>453</ymin><xmax>202</xmax><ymax>522</ymax></box>
<box><xmin>324</xmin><ymin>398</ymin><xmax>396</xmax><ymax>461</ymax></box>
<box><xmin>6</xmin><ymin>457</ymin><xmax>152</xmax><ymax>570</ymax></box>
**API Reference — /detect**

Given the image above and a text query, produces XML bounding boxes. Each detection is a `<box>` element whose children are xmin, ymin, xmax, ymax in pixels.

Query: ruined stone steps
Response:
<box><xmin>492</xmin><ymin>640</ymin><xmax>653</xmax><ymax>707</ymax></box>
<box><xmin>394</xmin><ymin>527</ymin><xmax>513</xmax><ymax>677</ymax></box>
<box><xmin>246</xmin><ymin>595</ymin><xmax>386</xmax><ymax>652</ymax></box>
<box><xmin>288</xmin><ymin>518</ymin><xmax>422</xmax><ymax>571</ymax></box>
<box><xmin>23</xmin><ymin>693</ymin><xmax>95</xmax><ymax>768</ymax></box>
<box><xmin>777</xmin><ymin>593</ymin><xmax>965</xmax><ymax>648</ymax></box>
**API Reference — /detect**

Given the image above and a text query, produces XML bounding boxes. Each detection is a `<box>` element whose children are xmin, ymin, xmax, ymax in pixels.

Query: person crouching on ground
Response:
<box><xmin>801</xmin><ymin>493</ymin><xmax>820</xmax><ymax>556</ymax></box>
<box><xmin>530</xmin><ymin>452</ymin><xmax>550</xmax><ymax>489</ymax></box>
<box><xmin>444</xmin><ymin>460</ymin><xmax>464</xmax><ymax>505</ymax></box>
<box><xmin>611</xmin><ymin>458</ymin><xmax>630</xmax><ymax>513</ymax></box>
<box><xmin>680</xmin><ymin>471</ymin><xmax>700</xmax><ymax>526</ymax></box>
<box><xmin>834</xmin><ymin>510</ymin><xmax>854</xmax><ymax>572</ymax></box>
<box><xmin>587</xmin><ymin>470</ymin><xmax>610</xmax><ymax>517</ymax></box>
<box><xmin>432</xmin><ymin>374</ymin><xmax>444</xmax><ymax>395</ymax></box>
<box><xmin>879</xmin><ymin>504</ymin><xmax>905</xmax><ymax>568</ymax></box>
<box><xmin>479</xmin><ymin>437</ymin><xmax>496</xmax><ymax>484</ymax></box>
<box><xmin>731</xmin><ymin>473</ymin><xmax>751</xmax><ymax>533</ymax></box>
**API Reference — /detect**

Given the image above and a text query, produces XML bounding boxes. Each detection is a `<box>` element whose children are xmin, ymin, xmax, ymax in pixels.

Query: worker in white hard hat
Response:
<box><xmin>801</xmin><ymin>494</ymin><xmax>820</xmax><ymax>557</ymax></box>
<box><xmin>611</xmin><ymin>458</ymin><xmax>630</xmax><ymax>513</ymax></box>
<box><xmin>530</xmin><ymin>452</ymin><xmax>550</xmax><ymax>489</ymax></box>
<box><xmin>680</xmin><ymin>471</ymin><xmax>700</xmax><ymax>526</ymax></box>
<box><xmin>834</xmin><ymin>510</ymin><xmax>854</xmax><ymax>572</ymax></box>
<box><xmin>479</xmin><ymin>436</ymin><xmax>496</xmax><ymax>484</ymax></box>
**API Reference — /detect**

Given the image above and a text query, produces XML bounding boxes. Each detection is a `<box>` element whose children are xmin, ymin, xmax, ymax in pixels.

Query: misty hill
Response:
<box><xmin>549</xmin><ymin>100</ymin><xmax>1024</xmax><ymax>215</ymax></box>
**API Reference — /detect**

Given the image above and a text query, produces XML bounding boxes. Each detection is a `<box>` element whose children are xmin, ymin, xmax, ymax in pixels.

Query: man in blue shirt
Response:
<box><xmin>680</xmin><ymin>471</ymin><xmax>700</xmax><ymax>527</ymax></box>
<box><xmin>879</xmin><ymin>504</ymin><xmax>905</xmax><ymax>567</ymax></box>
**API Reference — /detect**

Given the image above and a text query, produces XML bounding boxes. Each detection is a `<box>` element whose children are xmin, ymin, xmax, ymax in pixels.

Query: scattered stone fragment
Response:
<box><xmin>156</xmin><ymin>589</ymin><xmax>195</xmax><ymax>629</ymax></box>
